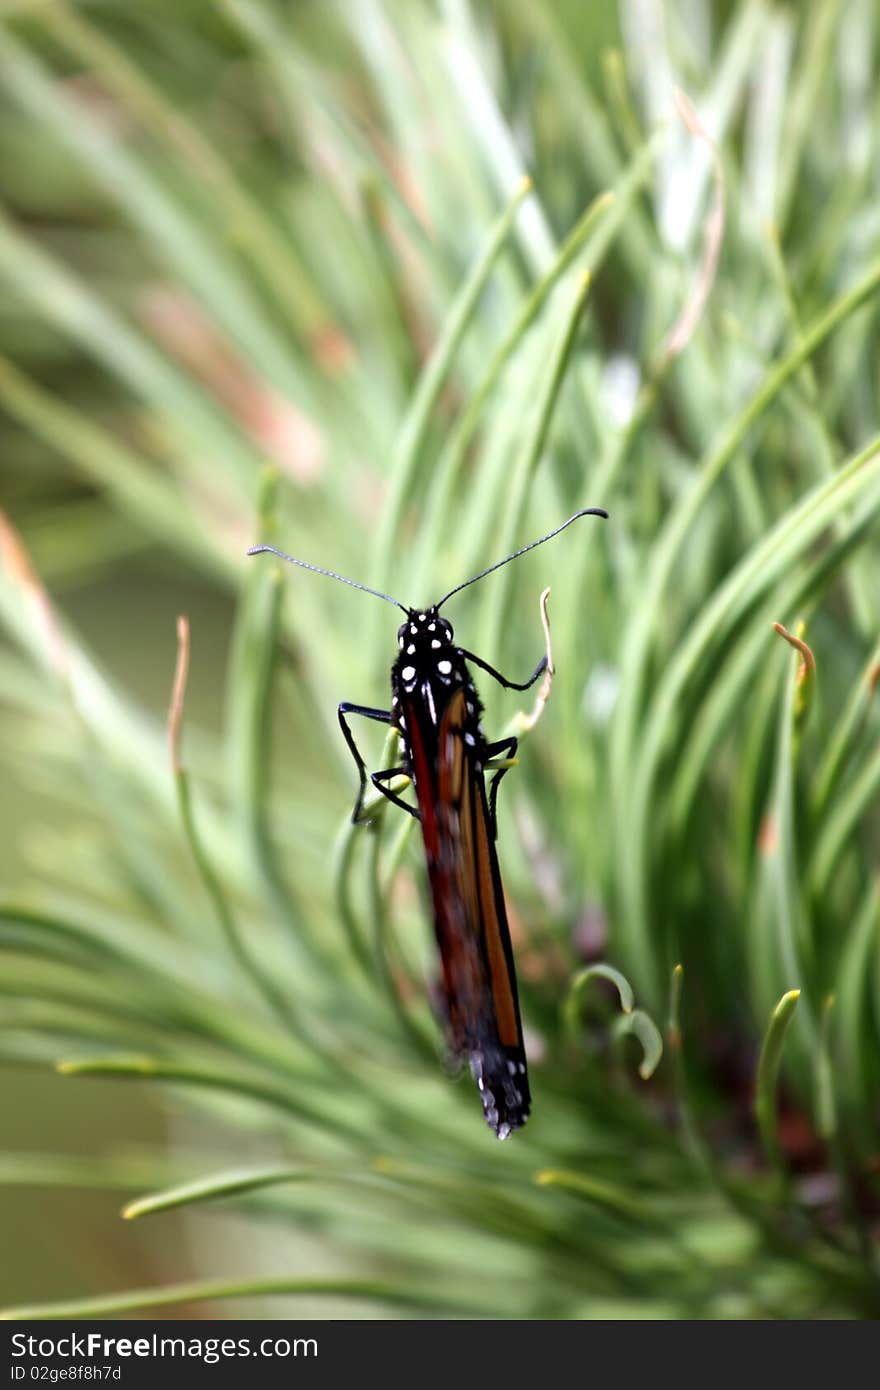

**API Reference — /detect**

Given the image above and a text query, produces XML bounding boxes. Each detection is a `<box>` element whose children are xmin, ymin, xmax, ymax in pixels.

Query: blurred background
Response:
<box><xmin>2</xmin><ymin>0</ymin><xmax>880</xmax><ymax>1318</ymax></box>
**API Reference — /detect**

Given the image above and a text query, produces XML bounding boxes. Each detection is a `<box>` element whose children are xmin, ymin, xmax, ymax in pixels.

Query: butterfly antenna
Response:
<box><xmin>247</xmin><ymin>545</ymin><xmax>410</xmax><ymax>615</ymax></box>
<box><xmin>435</xmin><ymin>508</ymin><xmax>608</xmax><ymax>609</ymax></box>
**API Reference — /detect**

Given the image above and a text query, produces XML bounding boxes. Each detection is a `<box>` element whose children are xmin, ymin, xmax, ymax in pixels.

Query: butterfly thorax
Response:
<box><xmin>390</xmin><ymin>608</ymin><xmax>484</xmax><ymax>769</ymax></box>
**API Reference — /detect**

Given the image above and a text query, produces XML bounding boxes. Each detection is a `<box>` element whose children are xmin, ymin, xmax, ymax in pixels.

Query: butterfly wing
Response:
<box><xmin>404</xmin><ymin>684</ymin><xmax>530</xmax><ymax>1138</ymax></box>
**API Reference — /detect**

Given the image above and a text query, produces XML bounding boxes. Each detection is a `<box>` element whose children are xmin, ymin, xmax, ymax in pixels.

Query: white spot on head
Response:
<box><xmin>401</xmin><ymin>665</ymin><xmax>415</xmax><ymax>681</ymax></box>
<box><xmin>407</xmin><ymin>643</ymin><xmax>415</xmax><ymax>654</ymax></box>
<box><xmin>437</xmin><ymin>659</ymin><xmax>452</xmax><ymax>675</ymax></box>
<box><xmin>428</xmin><ymin>622</ymin><xmax>436</xmax><ymax>632</ymax></box>
<box><xmin>409</xmin><ymin>624</ymin><xmax>418</xmax><ymax>635</ymax></box>
<box><xmin>431</xmin><ymin>639</ymin><xmax>441</xmax><ymax>648</ymax></box>
<box><xmin>398</xmin><ymin>635</ymin><xmax>405</xmax><ymax>648</ymax></box>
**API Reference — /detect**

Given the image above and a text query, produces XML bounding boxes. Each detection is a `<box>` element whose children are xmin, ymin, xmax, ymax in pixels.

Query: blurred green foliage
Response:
<box><xmin>1</xmin><ymin>0</ymin><xmax>880</xmax><ymax>1318</ymax></box>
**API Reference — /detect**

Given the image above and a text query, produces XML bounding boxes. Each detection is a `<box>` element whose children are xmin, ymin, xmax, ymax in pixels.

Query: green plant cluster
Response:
<box><xmin>1</xmin><ymin>0</ymin><xmax>879</xmax><ymax>1319</ymax></box>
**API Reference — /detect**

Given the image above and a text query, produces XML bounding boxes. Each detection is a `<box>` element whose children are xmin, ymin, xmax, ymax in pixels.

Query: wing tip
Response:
<box><xmin>470</xmin><ymin>1047</ymin><xmax>531</xmax><ymax>1139</ymax></box>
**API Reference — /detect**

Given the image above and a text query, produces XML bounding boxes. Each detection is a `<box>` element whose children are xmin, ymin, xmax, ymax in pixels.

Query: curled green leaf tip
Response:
<box><xmin>773</xmin><ymin>622</ymin><xmax>816</xmax><ymax>721</ymax></box>
<box><xmin>564</xmin><ymin>964</ymin><xmax>663</xmax><ymax>1080</ymax></box>
<box><xmin>613</xmin><ymin>1009</ymin><xmax>664</xmax><ymax>1080</ymax></box>
<box><xmin>565</xmin><ymin>962</ymin><xmax>635</xmax><ymax>1022</ymax></box>
<box><xmin>755</xmin><ymin>989</ymin><xmax>801</xmax><ymax>1174</ymax></box>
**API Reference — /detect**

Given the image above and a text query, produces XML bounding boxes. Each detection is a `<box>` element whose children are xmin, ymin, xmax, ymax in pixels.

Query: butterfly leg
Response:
<box><xmin>371</xmin><ymin>766</ymin><xmax>418</xmax><ymax>821</ymax></box>
<box><xmin>337</xmin><ymin>702</ymin><xmax>392</xmax><ymax>823</ymax></box>
<box><xmin>457</xmin><ymin>649</ymin><xmax>547</xmax><ymax>691</ymax></box>
<box><xmin>485</xmin><ymin>734</ymin><xmax>519</xmax><ymax>839</ymax></box>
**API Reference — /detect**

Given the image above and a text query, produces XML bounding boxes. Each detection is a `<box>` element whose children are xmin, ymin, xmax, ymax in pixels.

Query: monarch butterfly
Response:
<box><xmin>249</xmin><ymin>508</ymin><xmax>607</xmax><ymax>1137</ymax></box>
